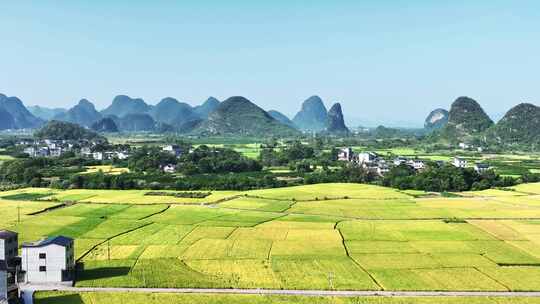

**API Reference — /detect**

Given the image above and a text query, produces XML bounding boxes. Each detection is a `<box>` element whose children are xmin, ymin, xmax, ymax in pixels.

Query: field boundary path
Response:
<box><xmin>20</xmin><ymin>285</ymin><xmax>540</xmax><ymax>304</ymax></box>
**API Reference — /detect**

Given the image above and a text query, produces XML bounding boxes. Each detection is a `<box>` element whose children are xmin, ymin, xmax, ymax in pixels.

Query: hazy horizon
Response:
<box><xmin>1</xmin><ymin>1</ymin><xmax>538</xmax><ymax>127</ymax></box>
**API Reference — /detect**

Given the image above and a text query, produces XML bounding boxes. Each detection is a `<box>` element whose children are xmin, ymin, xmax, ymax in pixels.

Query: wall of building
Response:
<box><xmin>0</xmin><ymin>236</ymin><xmax>19</xmax><ymax>261</ymax></box>
<box><xmin>0</xmin><ymin>270</ymin><xmax>6</xmax><ymax>300</ymax></box>
<box><xmin>22</xmin><ymin>244</ymin><xmax>67</xmax><ymax>283</ymax></box>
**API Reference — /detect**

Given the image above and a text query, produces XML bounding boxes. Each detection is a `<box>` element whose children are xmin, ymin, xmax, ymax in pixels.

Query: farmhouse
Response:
<box><xmin>21</xmin><ymin>236</ymin><xmax>75</xmax><ymax>283</ymax></box>
<box><xmin>337</xmin><ymin>147</ymin><xmax>354</xmax><ymax>162</ymax></box>
<box><xmin>475</xmin><ymin>163</ymin><xmax>491</xmax><ymax>173</ymax></box>
<box><xmin>162</xmin><ymin>164</ymin><xmax>177</xmax><ymax>173</ymax></box>
<box><xmin>407</xmin><ymin>159</ymin><xmax>426</xmax><ymax>171</ymax></box>
<box><xmin>393</xmin><ymin>157</ymin><xmax>408</xmax><ymax>166</ymax></box>
<box><xmin>162</xmin><ymin>145</ymin><xmax>183</xmax><ymax>157</ymax></box>
<box><xmin>357</xmin><ymin>152</ymin><xmax>379</xmax><ymax>164</ymax></box>
<box><xmin>452</xmin><ymin>157</ymin><xmax>467</xmax><ymax>168</ymax></box>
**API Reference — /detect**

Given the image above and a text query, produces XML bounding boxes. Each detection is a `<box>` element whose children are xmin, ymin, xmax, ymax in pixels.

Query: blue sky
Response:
<box><xmin>1</xmin><ymin>1</ymin><xmax>539</xmax><ymax>127</ymax></box>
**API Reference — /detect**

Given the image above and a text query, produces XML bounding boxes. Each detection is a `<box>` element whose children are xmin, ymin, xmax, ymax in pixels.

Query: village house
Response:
<box><xmin>393</xmin><ymin>157</ymin><xmax>408</xmax><ymax>166</ymax></box>
<box><xmin>92</xmin><ymin>151</ymin><xmax>104</xmax><ymax>161</ymax></box>
<box><xmin>162</xmin><ymin>145</ymin><xmax>183</xmax><ymax>157</ymax></box>
<box><xmin>357</xmin><ymin>152</ymin><xmax>379</xmax><ymax>164</ymax></box>
<box><xmin>21</xmin><ymin>236</ymin><xmax>75</xmax><ymax>283</ymax></box>
<box><xmin>407</xmin><ymin>159</ymin><xmax>426</xmax><ymax>171</ymax></box>
<box><xmin>458</xmin><ymin>142</ymin><xmax>470</xmax><ymax>150</ymax></box>
<box><xmin>162</xmin><ymin>164</ymin><xmax>177</xmax><ymax>173</ymax></box>
<box><xmin>475</xmin><ymin>163</ymin><xmax>491</xmax><ymax>173</ymax></box>
<box><xmin>452</xmin><ymin>157</ymin><xmax>467</xmax><ymax>168</ymax></box>
<box><xmin>377</xmin><ymin>163</ymin><xmax>390</xmax><ymax>176</ymax></box>
<box><xmin>337</xmin><ymin>148</ymin><xmax>354</xmax><ymax>162</ymax></box>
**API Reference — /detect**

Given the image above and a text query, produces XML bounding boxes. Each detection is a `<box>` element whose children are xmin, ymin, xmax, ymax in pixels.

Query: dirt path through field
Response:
<box><xmin>21</xmin><ymin>285</ymin><xmax>540</xmax><ymax>304</ymax></box>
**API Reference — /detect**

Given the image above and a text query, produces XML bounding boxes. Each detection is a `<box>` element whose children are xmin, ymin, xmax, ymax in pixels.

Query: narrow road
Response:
<box><xmin>20</xmin><ymin>285</ymin><xmax>540</xmax><ymax>304</ymax></box>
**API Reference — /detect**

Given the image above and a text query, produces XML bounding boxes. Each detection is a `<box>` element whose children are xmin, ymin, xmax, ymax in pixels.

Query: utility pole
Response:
<box><xmin>328</xmin><ymin>272</ymin><xmax>335</xmax><ymax>290</ymax></box>
<box><xmin>17</xmin><ymin>205</ymin><xmax>21</xmax><ymax>223</ymax></box>
<box><xmin>107</xmin><ymin>241</ymin><xmax>111</xmax><ymax>261</ymax></box>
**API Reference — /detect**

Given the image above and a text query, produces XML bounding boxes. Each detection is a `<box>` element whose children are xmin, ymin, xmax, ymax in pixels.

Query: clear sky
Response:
<box><xmin>1</xmin><ymin>1</ymin><xmax>539</xmax><ymax>127</ymax></box>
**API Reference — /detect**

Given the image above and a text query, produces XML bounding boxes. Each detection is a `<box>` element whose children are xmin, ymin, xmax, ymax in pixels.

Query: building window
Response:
<box><xmin>39</xmin><ymin>253</ymin><xmax>46</xmax><ymax>259</ymax></box>
<box><xmin>39</xmin><ymin>266</ymin><xmax>47</xmax><ymax>272</ymax></box>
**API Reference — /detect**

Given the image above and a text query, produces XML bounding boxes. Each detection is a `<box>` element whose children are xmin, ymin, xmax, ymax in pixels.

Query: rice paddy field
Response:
<box><xmin>80</xmin><ymin>165</ymin><xmax>130</xmax><ymax>175</ymax></box>
<box><xmin>33</xmin><ymin>292</ymin><xmax>540</xmax><ymax>304</ymax></box>
<box><xmin>3</xmin><ymin>182</ymin><xmax>540</xmax><ymax>301</ymax></box>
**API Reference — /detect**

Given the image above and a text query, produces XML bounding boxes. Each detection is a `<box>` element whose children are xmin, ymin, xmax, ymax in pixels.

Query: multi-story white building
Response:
<box><xmin>357</xmin><ymin>152</ymin><xmax>379</xmax><ymax>164</ymax></box>
<box><xmin>21</xmin><ymin>236</ymin><xmax>75</xmax><ymax>283</ymax></box>
<box><xmin>337</xmin><ymin>148</ymin><xmax>354</xmax><ymax>162</ymax></box>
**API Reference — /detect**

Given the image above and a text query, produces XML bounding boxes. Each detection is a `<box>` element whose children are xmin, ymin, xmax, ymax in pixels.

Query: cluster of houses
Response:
<box><xmin>0</xmin><ymin>230</ymin><xmax>74</xmax><ymax>303</ymax></box>
<box><xmin>20</xmin><ymin>139</ymin><xmax>132</xmax><ymax>161</ymax></box>
<box><xmin>80</xmin><ymin>148</ymin><xmax>130</xmax><ymax>161</ymax></box>
<box><xmin>18</xmin><ymin>139</ymin><xmax>189</xmax><ymax>175</ymax></box>
<box><xmin>160</xmin><ymin>144</ymin><xmax>184</xmax><ymax>173</ymax></box>
<box><xmin>458</xmin><ymin>142</ymin><xmax>485</xmax><ymax>152</ymax></box>
<box><xmin>21</xmin><ymin>139</ymin><xmax>77</xmax><ymax>158</ymax></box>
<box><xmin>337</xmin><ymin>148</ymin><xmax>491</xmax><ymax>176</ymax></box>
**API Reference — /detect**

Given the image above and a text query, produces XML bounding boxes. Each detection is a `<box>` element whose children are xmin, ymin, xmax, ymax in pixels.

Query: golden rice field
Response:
<box><xmin>80</xmin><ymin>165</ymin><xmax>130</xmax><ymax>175</ymax></box>
<box><xmin>2</xmin><ymin>182</ymin><xmax>540</xmax><ymax>299</ymax></box>
<box><xmin>33</xmin><ymin>291</ymin><xmax>540</xmax><ymax>304</ymax></box>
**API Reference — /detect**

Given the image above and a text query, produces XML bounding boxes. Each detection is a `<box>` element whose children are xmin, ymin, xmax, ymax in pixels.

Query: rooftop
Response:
<box><xmin>22</xmin><ymin>236</ymin><xmax>73</xmax><ymax>248</ymax></box>
<box><xmin>0</xmin><ymin>230</ymin><xmax>17</xmax><ymax>240</ymax></box>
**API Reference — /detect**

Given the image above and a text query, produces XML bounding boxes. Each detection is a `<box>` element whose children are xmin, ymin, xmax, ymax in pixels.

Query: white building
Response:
<box><xmin>337</xmin><ymin>148</ymin><xmax>354</xmax><ymax>162</ymax></box>
<box><xmin>162</xmin><ymin>164</ymin><xmax>176</xmax><ymax>173</ymax></box>
<box><xmin>115</xmin><ymin>151</ymin><xmax>130</xmax><ymax>160</ymax></box>
<box><xmin>458</xmin><ymin>142</ymin><xmax>470</xmax><ymax>150</ymax></box>
<box><xmin>393</xmin><ymin>157</ymin><xmax>408</xmax><ymax>166</ymax></box>
<box><xmin>452</xmin><ymin>157</ymin><xmax>467</xmax><ymax>168</ymax></box>
<box><xmin>407</xmin><ymin>159</ymin><xmax>426</xmax><ymax>170</ymax></box>
<box><xmin>357</xmin><ymin>152</ymin><xmax>378</xmax><ymax>164</ymax></box>
<box><xmin>475</xmin><ymin>163</ymin><xmax>491</xmax><ymax>173</ymax></box>
<box><xmin>162</xmin><ymin>145</ymin><xmax>183</xmax><ymax>157</ymax></box>
<box><xmin>377</xmin><ymin>164</ymin><xmax>390</xmax><ymax>176</ymax></box>
<box><xmin>92</xmin><ymin>152</ymin><xmax>104</xmax><ymax>161</ymax></box>
<box><xmin>22</xmin><ymin>236</ymin><xmax>75</xmax><ymax>283</ymax></box>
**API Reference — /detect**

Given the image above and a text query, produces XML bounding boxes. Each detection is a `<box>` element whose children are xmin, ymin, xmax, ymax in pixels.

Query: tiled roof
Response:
<box><xmin>22</xmin><ymin>236</ymin><xmax>73</xmax><ymax>248</ymax></box>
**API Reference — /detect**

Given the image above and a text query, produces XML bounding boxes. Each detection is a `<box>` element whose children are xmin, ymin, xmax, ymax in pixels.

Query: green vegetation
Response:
<box><xmin>382</xmin><ymin>163</ymin><xmax>515</xmax><ymax>192</ymax></box>
<box><xmin>35</xmin><ymin>120</ymin><xmax>105</xmax><ymax>141</ymax></box>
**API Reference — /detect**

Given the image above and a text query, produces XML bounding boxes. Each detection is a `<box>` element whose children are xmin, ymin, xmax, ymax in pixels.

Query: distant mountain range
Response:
<box><xmin>28</xmin><ymin>105</ymin><xmax>66</xmax><ymax>121</ymax></box>
<box><xmin>0</xmin><ymin>94</ymin><xmax>43</xmax><ymax>129</ymax></box>
<box><xmin>424</xmin><ymin>97</ymin><xmax>540</xmax><ymax>147</ymax></box>
<box><xmin>3</xmin><ymin>91</ymin><xmax>539</xmax><ymax>145</ymax></box>
<box><xmin>0</xmin><ymin>92</ymin><xmax>354</xmax><ymax>136</ymax></box>
<box><xmin>194</xmin><ymin>96</ymin><xmax>298</xmax><ymax>136</ymax></box>
<box><xmin>293</xmin><ymin>95</ymin><xmax>328</xmax><ymax>132</ymax></box>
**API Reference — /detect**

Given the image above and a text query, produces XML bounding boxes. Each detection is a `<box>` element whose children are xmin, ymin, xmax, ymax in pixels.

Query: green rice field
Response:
<box><xmin>2</xmin><ymin>183</ymin><xmax>540</xmax><ymax>293</ymax></box>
